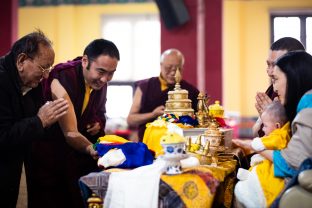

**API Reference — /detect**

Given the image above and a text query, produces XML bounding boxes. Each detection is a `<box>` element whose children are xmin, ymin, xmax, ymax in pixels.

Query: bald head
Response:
<box><xmin>160</xmin><ymin>48</ymin><xmax>185</xmax><ymax>84</ymax></box>
<box><xmin>160</xmin><ymin>48</ymin><xmax>185</xmax><ymax>66</ymax></box>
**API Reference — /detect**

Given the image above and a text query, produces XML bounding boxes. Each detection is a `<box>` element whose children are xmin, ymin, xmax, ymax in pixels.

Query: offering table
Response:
<box><xmin>80</xmin><ymin>160</ymin><xmax>237</xmax><ymax>208</ymax></box>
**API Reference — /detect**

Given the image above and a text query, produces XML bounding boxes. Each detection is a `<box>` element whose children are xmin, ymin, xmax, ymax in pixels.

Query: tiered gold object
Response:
<box><xmin>196</xmin><ymin>92</ymin><xmax>210</xmax><ymax>127</ymax></box>
<box><xmin>164</xmin><ymin>69</ymin><xmax>194</xmax><ymax>116</ymax></box>
<box><xmin>203</xmin><ymin>122</ymin><xmax>225</xmax><ymax>166</ymax></box>
<box><xmin>162</xmin><ymin>69</ymin><xmax>229</xmax><ymax>166</ymax></box>
<box><xmin>186</xmin><ymin>122</ymin><xmax>225</xmax><ymax>166</ymax></box>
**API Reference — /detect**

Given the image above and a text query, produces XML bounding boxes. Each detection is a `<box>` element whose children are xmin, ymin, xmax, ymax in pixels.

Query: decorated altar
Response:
<box><xmin>79</xmin><ymin>69</ymin><xmax>244</xmax><ymax>208</ymax></box>
<box><xmin>80</xmin><ymin>159</ymin><xmax>237</xmax><ymax>208</ymax></box>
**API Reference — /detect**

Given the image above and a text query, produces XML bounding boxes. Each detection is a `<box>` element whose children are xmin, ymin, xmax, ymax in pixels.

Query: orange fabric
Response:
<box><xmin>158</xmin><ymin>76</ymin><xmax>168</xmax><ymax>91</ymax></box>
<box><xmin>82</xmin><ymin>84</ymin><xmax>92</xmax><ymax>114</ymax></box>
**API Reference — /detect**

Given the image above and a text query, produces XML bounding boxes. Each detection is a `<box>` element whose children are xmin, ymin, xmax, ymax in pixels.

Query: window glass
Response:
<box><xmin>106</xmin><ymin>85</ymin><xmax>133</xmax><ymax>118</ymax></box>
<box><xmin>133</xmin><ymin>20</ymin><xmax>160</xmax><ymax>79</ymax></box>
<box><xmin>102</xmin><ymin>20</ymin><xmax>132</xmax><ymax>80</ymax></box>
<box><xmin>102</xmin><ymin>14</ymin><xmax>160</xmax><ymax>81</ymax></box>
<box><xmin>102</xmin><ymin>14</ymin><xmax>160</xmax><ymax>119</ymax></box>
<box><xmin>273</xmin><ymin>17</ymin><xmax>300</xmax><ymax>41</ymax></box>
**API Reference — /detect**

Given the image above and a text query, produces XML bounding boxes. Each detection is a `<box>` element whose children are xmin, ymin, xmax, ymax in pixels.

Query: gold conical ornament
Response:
<box><xmin>164</xmin><ymin>68</ymin><xmax>194</xmax><ymax>117</ymax></box>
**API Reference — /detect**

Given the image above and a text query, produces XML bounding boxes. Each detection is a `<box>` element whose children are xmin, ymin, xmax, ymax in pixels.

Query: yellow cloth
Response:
<box><xmin>143</xmin><ymin>120</ymin><xmax>168</xmax><ymax>157</ymax></box>
<box><xmin>162</xmin><ymin>169</ymin><xmax>214</xmax><ymax>207</ymax></box>
<box><xmin>82</xmin><ymin>83</ymin><xmax>92</xmax><ymax>114</ymax></box>
<box><xmin>251</xmin><ymin>122</ymin><xmax>290</xmax><ymax>206</ymax></box>
<box><xmin>97</xmin><ymin>135</ymin><xmax>130</xmax><ymax>144</ymax></box>
<box><xmin>206</xmin><ymin>160</ymin><xmax>237</xmax><ymax>208</ymax></box>
<box><xmin>255</xmin><ymin>160</ymin><xmax>285</xmax><ymax>206</ymax></box>
<box><xmin>159</xmin><ymin>76</ymin><xmax>168</xmax><ymax>91</ymax></box>
<box><xmin>261</xmin><ymin>122</ymin><xmax>291</xmax><ymax>149</ymax></box>
<box><xmin>160</xmin><ymin>132</ymin><xmax>186</xmax><ymax>144</ymax></box>
<box><xmin>161</xmin><ymin>160</ymin><xmax>237</xmax><ymax>208</ymax></box>
<box><xmin>175</xmin><ymin>123</ymin><xmax>194</xmax><ymax>129</ymax></box>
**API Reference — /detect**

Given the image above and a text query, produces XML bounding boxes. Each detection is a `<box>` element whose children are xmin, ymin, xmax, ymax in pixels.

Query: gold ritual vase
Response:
<box><xmin>197</xmin><ymin>122</ymin><xmax>225</xmax><ymax>166</ymax></box>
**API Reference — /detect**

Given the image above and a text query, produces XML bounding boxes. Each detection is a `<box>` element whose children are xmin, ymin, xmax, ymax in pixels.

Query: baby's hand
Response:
<box><xmin>232</xmin><ymin>139</ymin><xmax>252</xmax><ymax>151</ymax></box>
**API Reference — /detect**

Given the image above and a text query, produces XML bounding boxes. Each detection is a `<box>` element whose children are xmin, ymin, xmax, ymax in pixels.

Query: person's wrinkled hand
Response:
<box><xmin>152</xmin><ymin>105</ymin><xmax>165</xmax><ymax>117</ymax></box>
<box><xmin>37</xmin><ymin>98</ymin><xmax>69</xmax><ymax>128</ymax></box>
<box><xmin>86</xmin><ymin>122</ymin><xmax>101</xmax><ymax>136</ymax></box>
<box><xmin>255</xmin><ymin>92</ymin><xmax>272</xmax><ymax>115</ymax></box>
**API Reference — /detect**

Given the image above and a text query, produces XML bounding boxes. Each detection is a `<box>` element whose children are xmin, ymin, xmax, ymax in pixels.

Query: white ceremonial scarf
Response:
<box><xmin>104</xmin><ymin>159</ymin><xmax>167</xmax><ymax>208</ymax></box>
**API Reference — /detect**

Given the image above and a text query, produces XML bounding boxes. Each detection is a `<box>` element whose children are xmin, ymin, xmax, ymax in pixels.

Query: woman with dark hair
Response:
<box><xmin>233</xmin><ymin>51</ymin><xmax>312</xmax><ymax>207</ymax></box>
<box><xmin>270</xmin><ymin>50</ymin><xmax>312</xmax><ymax>172</ymax></box>
<box><xmin>273</xmin><ymin>51</ymin><xmax>312</xmax><ymax>122</ymax></box>
<box><xmin>253</xmin><ymin>37</ymin><xmax>305</xmax><ymax>137</ymax></box>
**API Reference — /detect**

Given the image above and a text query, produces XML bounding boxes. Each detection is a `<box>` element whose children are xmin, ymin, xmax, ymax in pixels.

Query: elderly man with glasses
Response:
<box><xmin>127</xmin><ymin>48</ymin><xmax>199</xmax><ymax>142</ymax></box>
<box><xmin>26</xmin><ymin>38</ymin><xmax>120</xmax><ymax>208</ymax></box>
<box><xmin>0</xmin><ymin>30</ymin><xmax>69</xmax><ymax>208</ymax></box>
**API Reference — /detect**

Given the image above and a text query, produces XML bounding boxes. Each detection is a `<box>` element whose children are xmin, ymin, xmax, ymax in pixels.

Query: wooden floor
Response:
<box><xmin>17</xmin><ymin>165</ymin><xmax>27</xmax><ymax>208</ymax></box>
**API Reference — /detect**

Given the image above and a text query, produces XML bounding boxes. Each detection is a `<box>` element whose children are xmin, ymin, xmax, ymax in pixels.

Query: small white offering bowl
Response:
<box><xmin>161</xmin><ymin>142</ymin><xmax>187</xmax><ymax>175</ymax></box>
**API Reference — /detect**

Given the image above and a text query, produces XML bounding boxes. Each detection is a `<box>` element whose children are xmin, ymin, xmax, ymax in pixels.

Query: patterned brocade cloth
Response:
<box><xmin>79</xmin><ymin>160</ymin><xmax>237</xmax><ymax>208</ymax></box>
<box><xmin>160</xmin><ymin>160</ymin><xmax>237</xmax><ymax>208</ymax></box>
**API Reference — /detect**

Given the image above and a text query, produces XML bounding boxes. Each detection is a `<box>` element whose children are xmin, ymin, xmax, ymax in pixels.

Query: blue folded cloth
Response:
<box><xmin>96</xmin><ymin>142</ymin><xmax>154</xmax><ymax>168</ymax></box>
<box><xmin>179</xmin><ymin>115</ymin><xmax>198</xmax><ymax>126</ymax></box>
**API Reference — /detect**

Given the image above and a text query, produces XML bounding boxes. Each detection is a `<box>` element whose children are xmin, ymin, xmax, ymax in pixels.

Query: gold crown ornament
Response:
<box><xmin>208</xmin><ymin>100</ymin><xmax>224</xmax><ymax>118</ymax></box>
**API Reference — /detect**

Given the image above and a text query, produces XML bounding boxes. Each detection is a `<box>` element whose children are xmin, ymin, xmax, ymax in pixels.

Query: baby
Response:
<box><xmin>234</xmin><ymin>101</ymin><xmax>291</xmax><ymax>207</ymax></box>
<box><xmin>237</xmin><ymin>101</ymin><xmax>290</xmax><ymax>180</ymax></box>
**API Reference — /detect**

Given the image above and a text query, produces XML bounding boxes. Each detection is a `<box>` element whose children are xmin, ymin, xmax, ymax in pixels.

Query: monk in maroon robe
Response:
<box><xmin>26</xmin><ymin>39</ymin><xmax>120</xmax><ymax>208</ymax></box>
<box><xmin>136</xmin><ymin>77</ymin><xmax>199</xmax><ymax>140</ymax></box>
<box><xmin>127</xmin><ymin>49</ymin><xmax>199</xmax><ymax>141</ymax></box>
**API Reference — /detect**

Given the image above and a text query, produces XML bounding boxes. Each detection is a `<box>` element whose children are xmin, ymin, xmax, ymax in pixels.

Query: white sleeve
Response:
<box><xmin>251</xmin><ymin>137</ymin><xmax>266</xmax><ymax>151</ymax></box>
<box><xmin>250</xmin><ymin>154</ymin><xmax>265</xmax><ymax>166</ymax></box>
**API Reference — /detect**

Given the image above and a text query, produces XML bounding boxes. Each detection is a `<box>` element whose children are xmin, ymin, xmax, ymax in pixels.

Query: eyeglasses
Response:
<box><xmin>36</xmin><ymin>63</ymin><xmax>53</xmax><ymax>75</ymax></box>
<box><xmin>163</xmin><ymin>64</ymin><xmax>182</xmax><ymax>72</ymax></box>
<box><xmin>24</xmin><ymin>53</ymin><xmax>53</xmax><ymax>76</ymax></box>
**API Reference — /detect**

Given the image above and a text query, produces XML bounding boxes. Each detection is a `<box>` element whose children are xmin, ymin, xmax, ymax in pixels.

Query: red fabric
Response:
<box><xmin>215</xmin><ymin>117</ymin><xmax>229</xmax><ymax>128</ymax></box>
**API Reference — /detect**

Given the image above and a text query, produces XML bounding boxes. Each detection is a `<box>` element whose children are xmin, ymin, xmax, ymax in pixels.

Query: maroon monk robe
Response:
<box><xmin>26</xmin><ymin>57</ymin><xmax>107</xmax><ymax>208</ymax></box>
<box><xmin>137</xmin><ymin>76</ymin><xmax>199</xmax><ymax>141</ymax></box>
